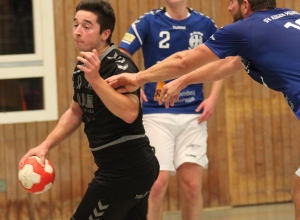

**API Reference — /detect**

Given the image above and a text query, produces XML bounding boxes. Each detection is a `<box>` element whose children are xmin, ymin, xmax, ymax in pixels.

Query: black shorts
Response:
<box><xmin>71</xmin><ymin>157</ymin><xmax>159</xmax><ymax>220</ymax></box>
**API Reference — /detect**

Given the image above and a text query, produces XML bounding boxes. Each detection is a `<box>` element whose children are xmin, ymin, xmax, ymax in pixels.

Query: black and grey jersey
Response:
<box><xmin>72</xmin><ymin>44</ymin><xmax>145</xmax><ymax>149</ymax></box>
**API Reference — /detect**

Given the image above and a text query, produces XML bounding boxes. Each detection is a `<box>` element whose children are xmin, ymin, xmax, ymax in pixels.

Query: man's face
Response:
<box><xmin>228</xmin><ymin>0</ymin><xmax>245</xmax><ymax>22</ymax></box>
<box><xmin>73</xmin><ymin>10</ymin><xmax>103</xmax><ymax>52</ymax></box>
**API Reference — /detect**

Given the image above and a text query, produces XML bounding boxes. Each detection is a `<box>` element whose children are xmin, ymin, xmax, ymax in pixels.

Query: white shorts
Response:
<box><xmin>143</xmin><ymin>113</ymin><xmax>208</xmax><ymax>173</ymax></box>
<box><xmin>295</xmin><ymin>167</ymin><xmax>300</xmax><ymax>177</ymax></box>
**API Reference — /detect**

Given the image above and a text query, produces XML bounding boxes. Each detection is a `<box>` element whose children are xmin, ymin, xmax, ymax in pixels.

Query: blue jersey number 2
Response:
<box><xmin>159</xmin><ymin>31</ymin><xmax>170</xmax><ymax>49</ymax></box>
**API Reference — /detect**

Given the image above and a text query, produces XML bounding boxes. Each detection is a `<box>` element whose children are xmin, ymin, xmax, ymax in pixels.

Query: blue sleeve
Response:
<box><xmin>119</xmin><ymin>14</ymin><xmax>150</xmax><ymax>55</ymax></box>
<box><xmin>206</xmin><ymin>20</ymin><xmax>218</xmax><ymax>42</ymax></box>
<box><xmin>204</xmin><ymin>21</ymin><xmax>251</xmax><ymax>59</ymax></box>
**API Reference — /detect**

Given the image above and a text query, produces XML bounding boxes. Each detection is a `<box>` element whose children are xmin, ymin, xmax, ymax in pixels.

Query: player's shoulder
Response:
<box><xmin>135</xmin><ymin>7</ymin><xmax>165</xmax><ymax>22</ymax></box>
<box><xmin>215</xmin><ymin>20</ymin><xmax>249</xmax><ymax>40</ymax></box>
<box><xmin>189</xmin><ymin>8</ymin><xmax>217</xmax><ymax>27</ymax></box>
<box><xmin>105</xmin><ymin>47</ymin><xmax>138</xmax><ymax>71</ymax></box>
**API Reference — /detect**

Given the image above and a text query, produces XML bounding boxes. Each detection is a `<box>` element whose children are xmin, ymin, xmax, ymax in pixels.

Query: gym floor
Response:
<box><xmin>163</xmin><ymin>202</ymin><xmax>295</xmax><ymax>220</ymax></box>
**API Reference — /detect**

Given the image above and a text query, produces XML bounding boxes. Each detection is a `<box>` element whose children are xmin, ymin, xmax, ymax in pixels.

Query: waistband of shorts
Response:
<box><xmin>90</xmin><ymin>134</ymin><xmax>146</xmax><ymax>152</ymax></box>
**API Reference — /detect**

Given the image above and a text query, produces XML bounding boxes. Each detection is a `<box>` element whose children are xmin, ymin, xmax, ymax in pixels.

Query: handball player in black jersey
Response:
<box><xmin>19</xmin><ymin>1</ymin><xmax>159</xmax><ymax>219</ymax></box>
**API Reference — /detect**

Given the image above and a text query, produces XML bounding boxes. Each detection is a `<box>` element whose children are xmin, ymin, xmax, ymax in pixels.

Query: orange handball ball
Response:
<box><xmin>18</xmin><ymin>156</ymin><xmax>55</xmax><ymax>194</ymax></box>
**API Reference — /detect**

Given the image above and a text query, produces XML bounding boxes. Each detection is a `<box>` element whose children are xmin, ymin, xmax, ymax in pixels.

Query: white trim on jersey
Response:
<box><xmin>131</xmin><ymin>23</ymin><xmax>143</xmax><ymax>46</ymax></box>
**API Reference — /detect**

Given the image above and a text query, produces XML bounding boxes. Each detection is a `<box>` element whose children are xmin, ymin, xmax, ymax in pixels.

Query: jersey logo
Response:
<box><xmin>189</xmin><ymin>32</ymin><xmax>203</xmax><ymax>49</ymax></box>
<box><xmin>173</xmin><ymin>25</ymin><xmax>186</xmax><ymax>30</ymax></box>
<box><xmin>107</xmin><ymin>52</ymin><xmax>129</xmax><ymax>70</ymax></box>
<box><xmin>107</xmin><ymin>52</ymin><xmax>118</xmax><ymax>60</ymax></box>
<box><xmin>117</xmin><ymin>64</ymin><xmax>128</xmax><ymax>70</ymax></box>
<box><xmin>88</xmin><ymin>200</ymin><xmax>109</xmax><ymax>220</ymax></box>
<box><xmin>284</xmin><ymin>94</ymin><xmax>295</xmax><ymax>110</ymax></box>
<box><xmin>77</xmin><ymin>93</ymin><xmax>94</xmax><ymax>112</ymax></box>
<box><xmin>241</xmin><ymin>57</ymin><xmax>269</xmax><ymax>87</ymax></box>
<box><xmin>73</xmin><ymin>69</ymin><xmax>81</xmax><ymax>75</ymax></box>
<box><xmin>76</xmin><ymin>75</ymin><xmax>83</xmax><ymax>89</ymax></box>
<box><xmin>121</xmin><ymin>33</ymin><xmax>136</xmax><ymax>44</ymax></box>
<box><xmin>240</xmin><ymin>57</ymin><xmax>250</xmax><ymax>74</ymax></box>
<box><xmin>107</xmin><ymin>52</ymin><xmax>125</xmax><ymax>62</ymax></box>
<box><xmin>135</xmin><ymin>191</ymin><xmax>149</xmax><ymax>199</ymax></box>
<box><xmin>116</xmin><ymin>58</ymin><xmax>125</xmax><ymax>64</ymax></box>
<box><xmin>260</xmin><ymin>77</ymin><xmax>268</xmax><ymax>87</ymax></box>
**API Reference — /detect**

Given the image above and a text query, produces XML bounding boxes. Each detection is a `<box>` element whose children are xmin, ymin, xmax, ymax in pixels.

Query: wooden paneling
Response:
<box><xmin>0</xmin><ymin>0</ymin><xmax>300</xmax><ymax>219</ymax></box>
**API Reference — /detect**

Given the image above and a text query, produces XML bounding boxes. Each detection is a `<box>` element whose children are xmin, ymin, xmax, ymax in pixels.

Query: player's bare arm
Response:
<box><xmin>106</xmin><ymin>44</ymin><xmax>219</xmax><ymax>91</ymax></box>
<box><xmin>137</xmin><ymin>44</ymin><xmax>219</xmax><ymax>83</ymax></box>
<box><xmin>159</xmin><ymin>56</ymin><xmax>243</xmax><ymax>105</ymax></box>
<box><xmin>78</xmin><ymin>49</ymin><xmax>140</xmax><ymax>123</ymax></box>
<box><xmin>106</xmin><ymin>73</ymin><xmax>141</xmax><ymax>93</ymax></box>
<box><xmin>19</xmin><ymin>101</ymin><xmax>83</xmax><ymax>167</ymax></box>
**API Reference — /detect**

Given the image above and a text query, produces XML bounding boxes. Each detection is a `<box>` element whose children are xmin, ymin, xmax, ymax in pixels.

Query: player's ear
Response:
<box><xmin>244</xmin><ymin>0</ymin><xmax>251</xmax><ymax>14</ymax></box>
<box><xmin>101</xmin><ymin>29</ymin><xmax>111</xmax><ymax>41</ymax></box>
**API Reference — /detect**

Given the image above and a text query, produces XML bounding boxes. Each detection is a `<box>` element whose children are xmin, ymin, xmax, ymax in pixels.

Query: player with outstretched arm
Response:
<box><xmin>106</xmin><ymin>1</ymin><xmax>300</xmax><ymax>219</ymax></box>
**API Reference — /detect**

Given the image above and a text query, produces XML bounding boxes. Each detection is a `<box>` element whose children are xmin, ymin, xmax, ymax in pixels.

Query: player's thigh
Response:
<box><xmin>174</xmin><ymin>114</ymin><xmax>208</xmax><ymax>169</ymax></box>
<box><xmin>143</xmin><ymin>114</ymin><xmax>176</xmax><ymax>171</ymax></box>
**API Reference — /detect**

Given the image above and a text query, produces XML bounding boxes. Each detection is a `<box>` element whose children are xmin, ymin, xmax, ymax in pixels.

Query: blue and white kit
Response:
<box><xmin>120</xmin><ymin>7</ymin><xmax>218</xmax><ymax>114</ymax></box>
<box><xmin>119</xmin><ymin>7</ymin><xmax>218</xmax><ymax>171</ymax></box>
<box><xmin>205</xmin><ymin>8</ymin><xmax>300</xmax><ymax>119</ymax></box>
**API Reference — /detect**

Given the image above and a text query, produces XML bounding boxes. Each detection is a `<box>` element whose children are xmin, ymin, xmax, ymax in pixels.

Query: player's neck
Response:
<box><xmin>164</xmin><ymin>5</ymin><xmax>189</xmax><ymax>20</ymax></box>
<box><xmin>96</xmin><ymin>44</ymin><xmax>110</xmax><ymax>56</ymax></box>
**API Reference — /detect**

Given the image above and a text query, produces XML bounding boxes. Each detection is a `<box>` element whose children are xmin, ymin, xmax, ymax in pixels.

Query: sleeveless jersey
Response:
<box><xmin>119</xmin><ymin>7</ymin><xmax>217</xmax><ymax>114</ymax></box>
<box><xmin>204</xmin><ymin>8</ymin><xmax>300</xmax><ymax>119</ymax></box>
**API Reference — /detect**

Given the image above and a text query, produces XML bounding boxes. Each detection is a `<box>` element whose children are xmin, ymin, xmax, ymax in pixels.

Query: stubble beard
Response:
<box><xmin>232</xmin><ymin>8</ymin><xmax>244</xmax><ymax>22</ymax></box>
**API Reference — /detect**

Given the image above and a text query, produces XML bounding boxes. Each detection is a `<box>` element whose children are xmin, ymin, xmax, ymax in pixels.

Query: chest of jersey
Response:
<box><xmin>143</xmin><ymin>17</ymin><xmax>212</xmax><ymax>60</ymax></box>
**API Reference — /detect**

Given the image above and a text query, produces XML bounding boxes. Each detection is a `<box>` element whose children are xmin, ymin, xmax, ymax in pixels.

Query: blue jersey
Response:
<box><xmin>119</xmin><ymin>7</ymin><xmax>217</xmax><ymax>114</ymax></box>
<box><xmin>205</xmin><ymin>8</ymin><xmax>300</xmax><ymax>119</ymax></box>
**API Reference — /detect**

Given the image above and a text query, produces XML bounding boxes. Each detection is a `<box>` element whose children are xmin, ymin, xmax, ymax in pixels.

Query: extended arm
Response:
<box><xmin>137</xmin><ymin>44</ymin><xmax>219</xmax><ymax>84</ymax></box>
<box><xmin>106</xmin><ymin>44</ymin><xmax>220</xmax><ymax>92</ymax></box>
<box><xmin>19</xmin><ymin>100</ymin><xmax>83</xmax><ymax>166</ymax></box>
<box><xmin>159</xmin><ymin>56</ymin><xmax>243</xmax><ymax>105</ymax></box>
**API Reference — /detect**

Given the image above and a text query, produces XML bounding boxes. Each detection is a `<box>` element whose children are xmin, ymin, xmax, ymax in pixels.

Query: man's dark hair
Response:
<box><xmin>238</xmin><ymin>0</ymin><xmax>276</xmax><ymax>11</ymax></box>
<box><xmin>76</xmin><ymin>0</ymin><xmax>115</xmax><ymax>44</ymax></box>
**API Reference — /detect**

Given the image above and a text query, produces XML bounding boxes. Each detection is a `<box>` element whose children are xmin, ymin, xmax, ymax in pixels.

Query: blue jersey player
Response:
<box><xmin>107</xmin><ymin>0</ymin><xmax>300</xmax><ymax>219</ymax></box>
<box><xmin>119</xmin><ymin>1</ymin><xmax>223</xmax><ymax>219</ymax></box>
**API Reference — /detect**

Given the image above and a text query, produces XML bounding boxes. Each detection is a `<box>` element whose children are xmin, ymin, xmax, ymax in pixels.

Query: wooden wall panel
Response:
<box><xmin>0</xmin><ymin>125</ymin><xmax>7</xmax><ymax>219</ymax></box>
<box><xmin>0</xmin><ymin>0</ymin><xmax>300</xmax><ymax>219</ymax></box>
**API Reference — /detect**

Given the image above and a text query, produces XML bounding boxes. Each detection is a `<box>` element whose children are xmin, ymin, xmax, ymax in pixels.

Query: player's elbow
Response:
<box><xmin>122</xmin><ymin>110</ymin><xmax>139</xmax><ymax>124</ymax></box>
<box><xmin>175</xmin><ymin>51</ymin><xmax>193</xmax><ymax>73</ymax></box>
<box><xmin>228</xmin><ymin>56</ymin><xmax>244</xmax><ymax>71</ymax></box>
<box><xmin>120</xmin><ymin>94</ymin><xmax>140</xmax><ymax>123</ymax></box>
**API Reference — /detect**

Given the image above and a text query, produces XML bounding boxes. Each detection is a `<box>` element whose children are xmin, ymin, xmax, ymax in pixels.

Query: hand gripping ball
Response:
<box><xmin>18</xmin><ymin>156</ymin><xmax>55</xmax><ymax>194</ymax></box>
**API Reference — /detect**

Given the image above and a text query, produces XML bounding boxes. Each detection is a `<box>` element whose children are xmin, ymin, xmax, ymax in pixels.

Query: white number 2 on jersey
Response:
<box><xmin>159</xmin><ymin>31</ymin><xmax>170</xmax><ymax>48</ymax></box>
